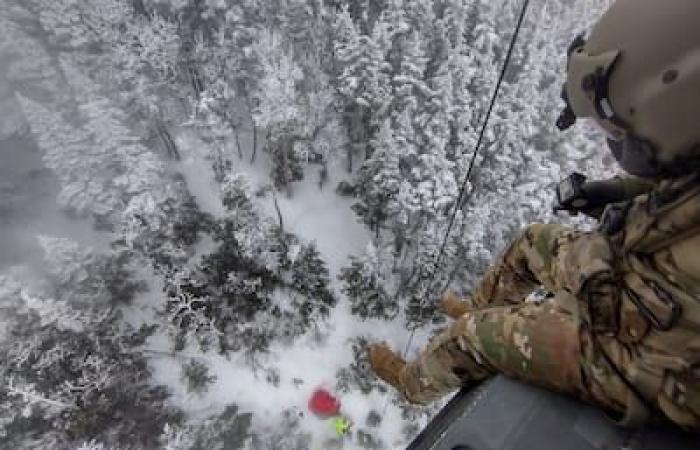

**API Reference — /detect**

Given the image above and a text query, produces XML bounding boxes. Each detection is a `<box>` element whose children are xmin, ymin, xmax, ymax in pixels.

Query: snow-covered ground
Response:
<box><xmin>179</xmin><ymin>131</ymin><xmax>368</xmax><ymax>279</ymax></box>
<box><xmin>138</xmin><ymin>130</ymin><xmax>434</xmax><ymax>449</ymax></box>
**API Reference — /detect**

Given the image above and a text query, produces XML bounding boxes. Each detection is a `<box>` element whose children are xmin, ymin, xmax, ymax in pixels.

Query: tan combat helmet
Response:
<box><xmin>557</xmin><ymin>0</ymin><xmax>700</xmax><ymax>178</ymax></box>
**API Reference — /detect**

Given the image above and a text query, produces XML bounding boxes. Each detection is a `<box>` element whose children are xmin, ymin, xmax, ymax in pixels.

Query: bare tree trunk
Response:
<box><xmin>272</xmin><ymin>191</ymin><xmax>284</xmax><ymax>234</ymax></box>
<box><xmin>241</xmin><ymin>90</ymin><xmax>258</xmax><ymax>164</ymax></box>
<box><xmin>189</xmin><ymin>67</ymin><xmax>204</xmax><ymax>99</ymax></box>
<box><xmin>157</xmin><ymin>121</ymin><xmax>181</xmax><ymax>160</ymax></box>
<box><xmin>224</xmin><ymin>117</ymin><xmax>244</xmax><ymax>160</ymax></box>
<box><xmin>233</xmin><ymin>128</ymin><xmax>243</xmax><ymax>160</ymax></box>
<box><xmin>346</xmin><ymin>146</ymin><xmax>353</xmax><ymax>173</ymax></box>
<box><xmin>271</xmin><ymin>191</ymin><xmax>289</xmax><ymax>258</ymax></box>
<box><xmin>250</xmin><ymin>124</ymin><xmax>258</xmax><ymax>164</ymax></box>
<box><xmin>318</xmin><ymin>161</ymin><xmax>328</xmax><ymax>190</ymax></box>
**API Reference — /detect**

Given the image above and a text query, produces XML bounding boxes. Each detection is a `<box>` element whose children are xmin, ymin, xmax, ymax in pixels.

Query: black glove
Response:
<box><xmin>553</xmin><ymin>173</ymin><xmax>651</xmax><ymax>220</ymax></box>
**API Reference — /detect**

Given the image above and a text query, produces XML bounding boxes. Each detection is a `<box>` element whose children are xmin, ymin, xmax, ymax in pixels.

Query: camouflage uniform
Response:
<box><xmin>397</xmin><ymin>175</ymin><xmax>700</xmax><ymax>430</ymax></box>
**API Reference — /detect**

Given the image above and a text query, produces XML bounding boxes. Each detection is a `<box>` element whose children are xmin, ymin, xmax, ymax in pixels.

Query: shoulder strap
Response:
<box><xmin>622</xmin><ymin>174</ymin><xmax>700</xmax><ymax>254</ymax></box>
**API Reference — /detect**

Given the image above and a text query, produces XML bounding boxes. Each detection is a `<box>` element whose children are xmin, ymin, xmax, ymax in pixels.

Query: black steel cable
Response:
<box><xmin>402</xmin><ymin>0</ymin><xmax>531</xmax><ymax>350</ymax></box>
<box><xmin>380</xmin><ymin>0</ymin><xmax>532</xmax><ymax>418</ymax></box>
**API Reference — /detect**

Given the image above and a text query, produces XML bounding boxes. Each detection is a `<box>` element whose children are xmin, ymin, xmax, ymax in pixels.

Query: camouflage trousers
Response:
<box><xmin>399</xmin><ymin>224</ymin><xmax>700</xmax><ymax>429</ymax></box>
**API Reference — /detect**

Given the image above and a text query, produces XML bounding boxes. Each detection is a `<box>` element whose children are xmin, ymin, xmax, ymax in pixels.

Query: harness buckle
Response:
<box><xmin>624</xmin><ymin>282</ymin><xmax>682</xmax><ymax>332</ymax></box>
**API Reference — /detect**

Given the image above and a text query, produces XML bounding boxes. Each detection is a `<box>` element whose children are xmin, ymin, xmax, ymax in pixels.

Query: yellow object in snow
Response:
<box><xmin>331</xmin><ymin>416</ymin><xmax>352</xmax><ymax>436</ymax></box>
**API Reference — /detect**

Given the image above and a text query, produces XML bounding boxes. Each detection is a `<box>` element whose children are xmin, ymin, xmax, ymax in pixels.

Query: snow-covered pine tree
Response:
<box><xmin>161</xmin><ymin>173</ymin><xmax>336</xmax><ymax>355</ymax></box>
<box><xmin>276</xmin><ymin>0</ymin><xmax>327</xmax><ymax>67</ymax></box>
<box><xmin>160</xmin><ymin>404</ymin><xmax>253</xmax><ymax>450</ymax></box>
<box><xmin>353</xmin><ymin>119</ymin><xmax>402</xmax><ymax>235</ymax></box>
<box><xmin>172</xmin><ymin>1</ymin><xmax>263</xmax><ymax>167</ymax></box>
<box><xmin>248</xmin><ymin>408</ymin><xmax>311</xmax><ymax>450</ymax></box>
<box><xmin>107</xmin><ymin>10</ymin><xmax>185</xmax><ymax>159</ymax></box>
<box><xmin>334</xmin><ymin>7</ymin><xmax>391</xmax><ymax>171</ymax></box>
<box><xmin>64</xmin><ymin>59</ymin><xmax>212</xmax><ymax>265</ymax></box>
<box><xmin>339</xmin><ymin>241</ymin><xmax>397</xmax><ymax>320</ymax></box>
<box><xmin>17</xmin><ymin>95</ymin><xmax>125</xmax><ymax>227</ymax></box>
<box><xmin>31</xmin><ymin>0</ymin><xmax>186</xmax><ymax>160</ymax></box>
<box><xmin>26</xmin><ymin>0</ymin><xmax>127</xmax><ymax>50</ymax></box>
<box><xmin>180</xmin><ymin>358</ymin><xmax>217</xmax><ymax>395</ymax></box>
<box><xmin>20</xmin><ymin>61</ymin><xmax>207</xmax><ymax>270</ymax></box>
<box><xmin>38</xmin><ymin>235</ymin><xmax>145</xmax><ymax>308</ymax></box>
<box><xmin>161</xmin><ymin>269</ymin><xmax>224</xmax><ymax>352</ymax></box>
<box><xmin>211</xmin><ymin>0</ymin><xmax>268</xmax><ymax>161</ymax></box>
<box><xmin>338</xmin><ymin>2</ymin><xmax>456</xmax><ymax>326</ymax></box>
<box><xmin>326</xmin><ymin>0</ymin><xmax>383</xmax><ymax>34</ymax></box>
<box><xmin>252</xmin><ymin>33</ymin><xmax>307</xmax><ymax>190</ymax></box>
<box><xmin>0</xmin><ymin>275</ymin><xmax>181</xmax><ymax>449</ymax></box>
<box><xmin>290</xmin><ymin>242</ymin><xmax>335</xmax><ymax>321</ymax></box>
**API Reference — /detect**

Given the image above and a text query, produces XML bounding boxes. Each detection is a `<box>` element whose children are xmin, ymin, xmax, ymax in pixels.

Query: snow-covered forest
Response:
<box><xmin>0</xmin><ymin>0</ymin><xmax>616</xmax><ymax>448</ymax></box>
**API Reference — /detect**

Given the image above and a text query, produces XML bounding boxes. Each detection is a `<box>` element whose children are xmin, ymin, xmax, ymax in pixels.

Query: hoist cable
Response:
<box><xmin>401</xmin><ymin>0</ymin><xmax>531</xmax><ymax>359</ymax></box>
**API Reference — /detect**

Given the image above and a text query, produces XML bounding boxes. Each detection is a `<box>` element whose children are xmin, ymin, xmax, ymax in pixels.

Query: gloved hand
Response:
<box><xmin>553</xmin><ymin>173</ymin><xmax>655</xmax><ymax>220</ymax></box>
<box><xmin>439</xmin><ymin>292</ymin><xmax>472</xmax><ymax>319</ymax></box>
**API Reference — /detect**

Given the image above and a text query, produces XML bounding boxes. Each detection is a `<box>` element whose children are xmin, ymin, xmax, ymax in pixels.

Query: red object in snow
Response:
<box><xmin>308</xmin><ymin>388</ymin><xmax>341</xmax><ymax>418</ymax></box>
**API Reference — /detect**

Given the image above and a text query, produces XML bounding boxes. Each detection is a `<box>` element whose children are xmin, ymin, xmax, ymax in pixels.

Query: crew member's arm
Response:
<box><xmin>556</xmin><ymin>174</ymin><xmax>656</xmax><ymax>220</ymax></box>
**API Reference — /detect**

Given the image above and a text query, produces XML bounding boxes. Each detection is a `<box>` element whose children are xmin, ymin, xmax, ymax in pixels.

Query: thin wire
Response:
<box><xmin>401</xmin><ymin>0</ymin><xmax>532</xmax><ymax>359</ymax></box>
<box><xmin>380</xmin><ymin>0</ymin><xmax>531</xmax><ymax>418</ymax></box>
<box><xmin>379</xmin><ymin>1</ymin><xmax>532</xmax><ymax>418</ymax></box>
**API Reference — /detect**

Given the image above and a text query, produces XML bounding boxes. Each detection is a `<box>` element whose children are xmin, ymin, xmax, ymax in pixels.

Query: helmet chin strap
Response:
<box><xmin>607</xmin><ymin>137</ymin><xmax>662</xmax><ymax>179</ymax></box>
<box><xmin>557</xmin><ymin>33</ymin><xmax>589</xmax><ymax>131</ymax></box>
<box><xmin>589</xmin><ymin>53</ymin><xmax>627</xmax><ymax>132</ymax></box>
<box><xmin>556</xmin><ymin>89</ymin><xmax>577</xmax><ymax>131</ymax></box>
